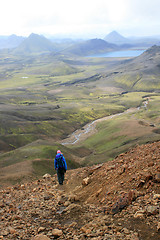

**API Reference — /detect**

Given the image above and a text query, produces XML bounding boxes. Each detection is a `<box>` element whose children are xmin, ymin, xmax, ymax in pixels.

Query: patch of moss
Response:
<box><xmin>32</xmin><ymin>160</ymin><xmax>54</xmax><ymax>176</ymax></box>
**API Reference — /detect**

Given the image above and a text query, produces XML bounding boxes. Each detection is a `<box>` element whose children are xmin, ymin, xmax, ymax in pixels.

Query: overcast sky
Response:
<box><xmin>1</xmin><ymin>0</ymin><xmax>160</xmax><ymax>38</ymax></box>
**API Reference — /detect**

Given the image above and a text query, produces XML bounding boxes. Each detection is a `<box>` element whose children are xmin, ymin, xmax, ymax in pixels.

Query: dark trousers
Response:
<box><xmin>57</xmin><ymin>168</ymin><xmax>65</xmax><ymax>185</ymax></box>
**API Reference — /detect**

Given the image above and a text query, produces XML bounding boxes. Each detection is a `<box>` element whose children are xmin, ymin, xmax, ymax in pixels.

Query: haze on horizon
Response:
<box><xmin>0</xmin><ymin>0</ymin><xmax>160</xmax><ymax>39</ymax></box>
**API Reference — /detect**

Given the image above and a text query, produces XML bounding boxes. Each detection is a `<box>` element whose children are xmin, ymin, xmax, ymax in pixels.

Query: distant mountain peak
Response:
<box><xmin>108</xmin><ymin>30</ymin><xmax>122</xmax><ymax>36</ymax></box>
<box><xmin>13</xmin><ymin>33</ymin><xmax>55</xmax><ymax>54</ymax></box>
<box><xmin>0</xmin><ymin>34</ymin><xmax>25</xmax><ymax>49</ymax></box>
<box><xmin>104</xmin><ymin>31</ymin><xmax>130</xmax><ymax>45</ymax></box>
<box><xmin>28</xmin><ymin>33</ymin><xmax>46</xmax><ymax>39</ymax></box>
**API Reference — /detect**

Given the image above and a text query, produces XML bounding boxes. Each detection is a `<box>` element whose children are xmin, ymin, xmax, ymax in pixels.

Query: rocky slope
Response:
<box><xmin>0</xmin><ymin>141</ymin><xmax>160</xmax><ymax>240</ymax></box>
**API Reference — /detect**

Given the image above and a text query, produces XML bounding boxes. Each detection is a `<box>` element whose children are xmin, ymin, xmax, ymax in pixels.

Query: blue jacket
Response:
<box><xmin>54</xmin><ymin>153</ymin><xmax>67</xmax><ymax>170</ymax></box>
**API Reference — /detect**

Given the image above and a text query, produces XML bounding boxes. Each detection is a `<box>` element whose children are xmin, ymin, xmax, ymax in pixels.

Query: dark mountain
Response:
<box><xmin>0</xmin><ymin>34</ymin><xmax>25</xmax><ymax>49</ymax></box>
<box><xmin>104</xmin><ymin>31</ymin><xmax>131</xmax><ymax>45</ymax></box>
<box><xmin>64</xmin><ymin>38</ymin><xmax>118</xmax><ymax>56</ymax></box>
<box><xmin>121</xmin><ymin>45</ymin><xmax>160</xmax><ymax>73</ymax></box>
<box><xmin>13</xmin><ymin>33</ymin><xmax>56</xmax><ymax>54</ymax></box>
<box><xmin>104</xmin><ymin>45</ymin><xmax>160</xmax><ymax>91</ymax></box>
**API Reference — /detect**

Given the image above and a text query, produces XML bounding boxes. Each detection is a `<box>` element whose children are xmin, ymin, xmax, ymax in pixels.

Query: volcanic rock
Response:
<box><xmin>0</xmin><ymin>141</ymin><xmax>160</xmax><ymax>240</ymax></box>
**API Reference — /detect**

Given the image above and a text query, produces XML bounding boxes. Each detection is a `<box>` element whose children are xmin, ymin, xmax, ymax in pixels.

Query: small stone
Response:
<box><xmin>130</xmin><ymin>233</ymin><xmax>140</xmax><ymax>240</ymax></box>
<box><xmin>44</xmin><ymin>194</ymin><xmax>50</xmax><ymax>200</ymax></box>
<box><xmin>134</xmin><ymin>212</ymin><xmax>144</xmax><ymax>219</ymax></box>
<box><xmin>81</xmin><ymin>226</ymin><xmax>92</xmax><ymax>234</ymax></box>
<box><xmin>38</xmin><ymin>227</ymin><xmax>45</xmax><ymax>233</ymax></box>
<box><xmin>8</xmin><ymin>226</ymin><xmax>17</xmax><ymax>234</ymax></box>
<box><xmin>73</xmin><ymin>237</ymin><xmax>79</xmax><ymax>240</ymax></box>
<box><xmin>157</xmin><ymin>222</ymin><xmax>160</xmax><ymax>231</ymax></box>
<box><xmin>96</xmin><ymin>188</ymin><xmax>102</xmax><ymax>197</ymax></box>
<box><xmin>64</xmin><ymin>201</ymin><xmax>70</xmax><ymax>207</ymax></box>
<box><xmin>68</xmin><ymin>222</ymin><xmax>77</xmax><ymax>228</ymax></box>
<box><xmin>43</xmin><ymin>173</ymin><xmax>51</xmax><ymax>179</ymax></box>
<box><xmin>82</xmin><ymin>177</ymin><xmax>90</xmax><ymax>186</ymax></box>
<box><xmin>146</xmin><ymin>206</ymin><xmax>159</xmax><ymax>215</ymax></box>
<box><xmin>137</xmin><ymin>180</ymin><xmax>145</xmax><ymax>188</ymax></box>
<box><xmin>109</xmin><ymin>164</ymin><xmax>116</xmax><ymax>170</ymax></box>
<box><xmin>155</xmin><ymin>173</ymin><xmax>160</xmax><ymax>182</ymax></box>
<box><xmin>1</xmin><ymin>231</ymin><xmax>8</xmax><ymax>236</ymax></box>
<box><xmin>32</xmin><ymin>234</ymin><xmax>50</xmax><ymax>240</ymax></box>
<box><xmin>123</xmin><ymin>228</ymin><xmax>130</xmax><ymax>234</ymax></box>
<box><xmin>64</xmin><ymin>203</ymin><xmax>82</xmax><ymax>213</ymax></box>
<box><xmin>69</xmin><ymin>195</ymin><xmax>79</xmax><ymax>202</ymax></box>
<box><xmin>148</xmin><ymin>161</ymin><xmax>154</xmax><ymax>167</ymax></box>
<box><xmin>52</xmin><ymin>229</ymin><xmax>63</xmax><ymax>237</ymax></box>
<box><xmin>57</xmin><ymin>195</ymin><xmax>65</xmax><ymax>204</ymax></box>
<box><xmin>153</xmin><ymin>194</ymin><xmax>160</xmax><ymax>199</ymax></box>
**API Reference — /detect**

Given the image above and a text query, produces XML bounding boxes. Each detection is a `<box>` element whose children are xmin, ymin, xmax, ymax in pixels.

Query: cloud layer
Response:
<box><xmin>0</xmin><ymin>0</ymin><xmax>160</xmax><ymax>37</ymax></box>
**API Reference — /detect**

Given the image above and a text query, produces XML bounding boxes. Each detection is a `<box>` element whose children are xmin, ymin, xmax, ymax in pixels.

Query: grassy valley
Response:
<box><xmin>0</xmin><ymin>44</ymin><xmax>160</xmax><ymax>185</ymax></box>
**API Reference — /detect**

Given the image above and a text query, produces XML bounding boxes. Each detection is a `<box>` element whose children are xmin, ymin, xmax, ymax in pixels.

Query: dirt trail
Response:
<box><xmin>0</xmin><ymin>141</ymin><xmax>159</xmax><ymax>240</ymax></box>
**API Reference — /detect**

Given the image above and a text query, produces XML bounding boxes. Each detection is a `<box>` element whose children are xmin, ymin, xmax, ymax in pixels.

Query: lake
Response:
<box><xmin>89</xmin><ymin>49</ymin><xmax>145</xmax><ymax>58</ymax></box>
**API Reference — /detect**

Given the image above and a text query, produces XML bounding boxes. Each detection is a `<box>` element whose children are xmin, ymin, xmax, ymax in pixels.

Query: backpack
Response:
<box><xmin>56</xmin><ymin>154</ymin><xmax>65</xmax><ymax>170</ymax></box>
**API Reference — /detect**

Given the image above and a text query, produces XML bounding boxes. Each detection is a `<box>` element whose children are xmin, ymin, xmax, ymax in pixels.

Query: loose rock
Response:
<box><xmin>32</xmin><ymin>234</ymin><xmax>50</xmax><ymax>240</ymax></box>
<box><xmin>52</xmin><ymin>229</ymin><xmax>63</xmax><ymax>237</ymax></box>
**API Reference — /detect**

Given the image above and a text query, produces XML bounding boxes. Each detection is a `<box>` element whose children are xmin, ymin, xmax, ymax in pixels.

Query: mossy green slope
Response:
<box><xmin>0</xmin><ymin>47</ymin><xmax>160</xmax><ymax>184</ymax></box>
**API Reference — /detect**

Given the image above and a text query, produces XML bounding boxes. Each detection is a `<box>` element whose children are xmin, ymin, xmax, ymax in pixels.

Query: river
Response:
<box><xmin>61</xmin><ymin>108</ymin><xmax>137</xmax><ymax>146</ymax></box>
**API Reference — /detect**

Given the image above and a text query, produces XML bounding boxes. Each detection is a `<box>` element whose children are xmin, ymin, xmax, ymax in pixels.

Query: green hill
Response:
<box><xmin>103</xmin><ymin>45</ymin><xmax>160</xmax><ymax>91</ymax></box>
<box><xmin>13</xmin><ymin>33</ymin><xmax>56</xmax><ymax>54</ymax></box>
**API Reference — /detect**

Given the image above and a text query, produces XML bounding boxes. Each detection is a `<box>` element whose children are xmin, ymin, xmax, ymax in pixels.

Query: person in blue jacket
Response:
<box><xmin>54</xmin><ymin>150</ymin><xmax>67</xmax><ymax>185</ymax></box>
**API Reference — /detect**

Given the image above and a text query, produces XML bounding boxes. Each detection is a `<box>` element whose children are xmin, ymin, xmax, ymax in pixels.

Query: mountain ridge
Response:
<box><xmin>0</xmin><ymin>34</ymin><xmax>25</xmax><ymax>49</ymax></box>
<box><xmin>63</xmin><ymin>38</ymin><xmax>118</xmax><ymax>56</ymax></box>
<box><xmin>0</xmin><ymin>31</ymin><xmax>160</xmax><ymax>53</ymax></box>
<box><xmin>102</xmin><ymin>45</ymin><xmax>160</xmax><ymax>91</ymax></box>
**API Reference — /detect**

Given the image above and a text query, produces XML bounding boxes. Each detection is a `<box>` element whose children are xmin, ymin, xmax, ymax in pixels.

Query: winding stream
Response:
<box><xmin>61</xmin><ymin>108</ymin><xmax>137</xmax><ymax>145</ymax></box>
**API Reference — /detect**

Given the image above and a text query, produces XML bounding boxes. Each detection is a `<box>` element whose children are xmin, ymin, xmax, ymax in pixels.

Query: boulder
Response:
<box><xmin>111</xmin><ymin>190</ymin><xmax>137</xmax><ymax>214</ymax></box>
<box><xmin>146</xmin><ymin>206</ymin><xmax>159</xmax><ymax>215</ymax></box>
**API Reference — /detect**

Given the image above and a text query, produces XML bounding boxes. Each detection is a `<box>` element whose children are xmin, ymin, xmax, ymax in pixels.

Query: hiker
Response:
<box><xmin>54</xmin><ymin>150</ymin><xmax>67</xmax><ymax>185</ymax></box>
